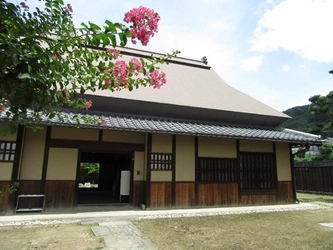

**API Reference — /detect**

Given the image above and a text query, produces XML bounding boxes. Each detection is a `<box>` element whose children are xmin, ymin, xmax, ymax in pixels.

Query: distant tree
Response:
<box><xmin>294</xmin><ymin>142</ymin><xmax>333</xmax><ymax>162</ymax></box>
<box><xmin>309</xmin><ymin>91</ymin><xmax>333</xmax><ymax>133</ymax></box>
<box><xmin>281</xmin><ymin>104</ymin><xmax>328</xmax><ymax>135</ymax></box>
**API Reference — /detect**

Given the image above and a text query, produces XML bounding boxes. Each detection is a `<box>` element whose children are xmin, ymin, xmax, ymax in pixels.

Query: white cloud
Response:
<box><xmin>282</xmin><ymin>65</ymin><xmax>290</xmax><ymax>71</ymax></box>
<box><xmin>251</xmin><ymin>0</ymin><xmax>333</xmax><ymax>63</ymax></box>
<box><xmin>241</xmin><ymin>56</ymin><xmax>263</xmax><ymax>72</ymax></box>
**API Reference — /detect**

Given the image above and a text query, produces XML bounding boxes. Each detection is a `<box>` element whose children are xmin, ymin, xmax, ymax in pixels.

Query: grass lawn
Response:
<box><xmin>135</xmin><ymin>208</ymin><xmax>333</xmax><ymax>249</ymax></box>
<box><xmin>297</xmin><ymin>192</ymin><xmax>333</xmax><ymax>206</ymax></box>
<box><xmin>0</xmin><ymin>223</ymin><xmax>105</xmax><ymax>250</ymax></box>
<box><xmin>1</xmin><ymin>192</ymin><xmax>332</xmax><ymax>250</ymax></box>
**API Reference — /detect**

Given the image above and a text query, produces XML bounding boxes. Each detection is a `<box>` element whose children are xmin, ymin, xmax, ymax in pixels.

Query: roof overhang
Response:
<box><xmin>33</xmin><ymin>109</ymin><xmax>322</xmax><ymax>145</ymax></box>
<box><xmin>84</xmin><ymin>94</ymin><xmax>290</xmax><ymax>127</ymax></box>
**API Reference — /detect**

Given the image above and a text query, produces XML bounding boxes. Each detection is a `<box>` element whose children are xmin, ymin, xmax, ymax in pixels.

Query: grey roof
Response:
<box><xmin>85</xmin><ymin>47</ymin><xmax>290</xmax><ymax>126</ymax></box>
<box><xmin>47</xmin><ymin>110</ymin><xmax>321</xmax><ymax>145</ymax></box>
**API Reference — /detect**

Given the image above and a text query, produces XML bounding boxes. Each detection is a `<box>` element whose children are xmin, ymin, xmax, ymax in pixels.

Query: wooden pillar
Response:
<box><xmin>289</xmin><ymin>143</ymin><xmax>297</xmax><ymax>202</ymax></box>
<box><xmin>236</xmin><ymin>139</ymin><xmax>240</xmax><ymax>203</ymax></box>
<box><xmin>171</xmin><ymin>135</ymin><xmax>176</xmax><ymax>207</ymax></box>
<box><xmin>8</xmin><ymin>125</ymin><xmax>25</xmax><ymax>210</ymax></box>
<box><xmin>40</xmin><ymin>126</ymin><xmax>51</xmax><ymax>194</ymax></box>
<box><xmin>194</xmin><ymin>136</ymin><xmax>198</xmax><ymax>205</ymax></box>
<box><xmin>146</xmin><ymin>133</ymin><xmax>152</xmax><ymax>207</ymax></box>
<box><xmin>11</xmin><ymin>125</ymin><xmax>24</xmax><ymax>182</ymax></box>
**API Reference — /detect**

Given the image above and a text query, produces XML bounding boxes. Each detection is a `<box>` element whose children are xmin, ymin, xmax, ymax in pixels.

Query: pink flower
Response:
<box><xmin>124</xmin><ymin>6</ymin><xmax>160</xmax><ymax>46</ymax></box>
<box><xmin>64</xmin><ymin>4</ymin><xmax>73</xmax><ymax>13</ymax></box>
<box><xmin>146</xmin><ymin>69</ymin><xmax>166</xmax><ymax>89</ymax></box>
<box><xmin>106</xmin><ymin>48</ymin><xmax>120</xmax><ymax>59</ymax></box>
<box><xmin>100</xmin><ymin>116</ymin><xmax>107</xmax><ymax>125</ymax></box>
<box><xmin>85</xmin><ymin>101</ymin><xmax>92</xmax><ymax>110</ymax></box>
<box><xmin>130</xmin><ymin>58</ymin><xmax>142</xmax><ymax>72</ymax></box>
<box><xmin>0</xmin><ymin>105</ymin><xmax>5</xmax><ymax>114</ymax></box>
<box><xmin>65</xmin><ymin>91</ymin><xmax>70</xmax><ymax>100</ymax></box>
<box><xmin>104</xmin><ymin>78</ymin><xmax>111</xmax><ymax>85</ymax></box>
<box><xmin>110</xmin><ymin>60</ymin><xmax>129</xmax><ymax>86</ymax></box>
<box><xmin>51</xmin><ymin>54</ymin><xmax>58</xmax><ymax>60</ymax></box>
<box><xmin>19</xmin><ymin>1</ymin><xmax>29</xmax><ymax>11</ymax></box>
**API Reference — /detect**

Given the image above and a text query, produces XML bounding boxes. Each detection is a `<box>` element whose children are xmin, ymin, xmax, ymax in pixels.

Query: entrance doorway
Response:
<box><xmin>78</xmin><ymin>152</ymin><xmax>132</xmax><ymax>204</ymax></box>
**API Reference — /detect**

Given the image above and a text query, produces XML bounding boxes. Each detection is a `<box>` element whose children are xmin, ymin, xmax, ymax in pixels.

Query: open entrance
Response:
<box><xmin>78</xmin><ymin>152</ymin><xmax>132</xmax><ymax>205</ymax></box>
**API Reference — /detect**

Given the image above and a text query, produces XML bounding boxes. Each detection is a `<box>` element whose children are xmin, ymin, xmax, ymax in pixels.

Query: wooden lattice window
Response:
<box><xmin>239</xmin><ymin>152</ymin><xmax>276</xmax><ymax>190</ymax></box>
<box><xmin>150</xmin><ymin>153</ymin><xmax>173</xmax><ymax>170</ymax></box>
<box><xmin>0</xmin><ymin>141</ymin><xmax>16</xmax><ymax>162</ymax></box>
<box><xmin>198</xmin><ymin>158</ymin><xmax>237</xmax><ymax>182</ymax></box>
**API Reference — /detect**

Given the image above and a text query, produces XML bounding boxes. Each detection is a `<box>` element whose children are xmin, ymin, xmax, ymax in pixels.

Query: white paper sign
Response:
<box><xmin>120</xmin><ymin>170</ymin><xmax>130</xmax><ymax>196</ymax></box>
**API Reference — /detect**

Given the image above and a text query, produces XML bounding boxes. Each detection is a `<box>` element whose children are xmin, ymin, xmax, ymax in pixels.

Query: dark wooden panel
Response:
<box><xmin>0</xmin><ymin>181</ymin><xmax>11</xmax><ymax>214</ymax></box>
<box><xmin>198</xmin><ymin>183</ymin><xmax>239</xmax><ymax>206</ymax></box>
<box><xmin>16</xmin><ymin>180</ymin><xmax>43</xmax><ymax>209</ymax></box>
<box><xmin>240</xmin><ymin>194</ymin><xmax>276</xmax><ymax>205</ymax></box>
<box><xmin>277</xmin><ymin>181</ymin><xmax>294</xmax><ymax>203</ymax></box>
<box><xmin>131</xmin><ymin>181</ymin><xmax>146</xmax><ymax>206</ymax></box>
<box><xmin>175</xmin><ymin>182</ymin><xmax>195</xmax><ymax>207</ymax></box>
<box><xmin>150</xmin><ymin>182</ymin><xmax>172</xmax><ymax>208</ymax></box>
<box><xmin>50</xmin><ymin>139</ymin><xmax>144</xmax><ymax>152</ymax></box>
<box><xmin>226</xmin><ymin>183</ymin><xmax>239</xmax><ymax>205</ymax></box>
<box><xmin>295</xmin><ymin>163</ymin><xmax>333</xmax><ymax>194</ymax></box>
<box><xmin>45</xmin><ymin>180</ymin><xmax>76</xmax><ymax>208</ymax></box>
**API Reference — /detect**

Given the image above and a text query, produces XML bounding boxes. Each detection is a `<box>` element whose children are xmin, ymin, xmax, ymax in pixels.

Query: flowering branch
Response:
<box><xmin>0</xmin><ymin>0</ymin><xmax>180</xmax><ymax>133</ymax></box>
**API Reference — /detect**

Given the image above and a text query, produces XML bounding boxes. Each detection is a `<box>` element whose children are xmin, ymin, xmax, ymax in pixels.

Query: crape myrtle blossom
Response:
<box><xmin>106</xmin><ymin>48</ymin><xmax>120</xmax><ymax>59</ymax></box>
<box><xmin>63</xmin><ymin>4</ymin><xmax>73</xmax><ymax>13</ymax></box>
<box><xmin>103</xmin><ymin>57</ymin><xmax>167</xmax><ymax>90</ymax></box>
<box><xmin>0</xmin><ymin>105</ymin><xmax>5</xmax><ymax>114</ymax></box>
<box><xmin>19</xmin><ymin>1</ymin><xmax>29</xmax><ymax>11</ymax></box>
<box><xmin>147</xmin><ymin>70</ymin><xmax>166</xmax><ymax>89</ymax></box>
<box><xmin>124</xmin><ymin>6</ymin><xmax>160</xmax><ymax>46</ymax></box>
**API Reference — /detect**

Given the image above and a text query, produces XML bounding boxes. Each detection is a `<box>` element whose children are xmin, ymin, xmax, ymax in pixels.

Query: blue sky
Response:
<box><xmin>20</xmin><ymin>0</ymin><xmax>333</xmax><ymax>112</ymax></box>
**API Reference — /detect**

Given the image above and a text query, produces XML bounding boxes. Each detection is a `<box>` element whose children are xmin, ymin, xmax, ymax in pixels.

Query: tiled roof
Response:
<box><xmin>46</xmin><ymin>110</ymin><xmax>322</xmax><ymax>144</ymax></box>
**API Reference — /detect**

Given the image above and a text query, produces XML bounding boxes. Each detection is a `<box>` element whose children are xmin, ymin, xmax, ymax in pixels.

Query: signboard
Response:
<box><xmin>120</xmin><ymin>170</ymin><xmax>130</xmax><ymax>196</ymax></box>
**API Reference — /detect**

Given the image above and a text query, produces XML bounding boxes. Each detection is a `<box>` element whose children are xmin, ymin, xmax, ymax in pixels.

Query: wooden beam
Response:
<box><xmin>98</xmin><ymin>130</ymin><xmax>103</xmax><ymax>142</ymax></box>
<box><xmin>49</xmin><ymin>139</ymin><xmax>144</xmax><ymax>152</ymax></box>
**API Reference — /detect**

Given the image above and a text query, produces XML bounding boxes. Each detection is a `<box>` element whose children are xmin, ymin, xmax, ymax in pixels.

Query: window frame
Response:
<box><xmin>0</xmin><ymin>141</ymin><xmax>17</xmax><ymax>162</ymax></box>
<box><xmin>150</xmin><ymin>153</ymin><xmax>173</xmax><ymax>170</ymax></box>
<box><xmin>197</xmin><ymin>157</ymin><xmax>237</xmax><ymax>183</ymax></box>
<box><xmin>239</xmin><ymin>152</ymin><xmax>277</xmax><ymax>193</ymax></box>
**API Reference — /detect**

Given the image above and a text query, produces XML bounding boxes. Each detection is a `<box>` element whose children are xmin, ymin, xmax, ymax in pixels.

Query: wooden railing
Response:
<box><xmin>295</xmin><ymin>162</ymin><xmax>333</xmax><ymax>194</ymax></box>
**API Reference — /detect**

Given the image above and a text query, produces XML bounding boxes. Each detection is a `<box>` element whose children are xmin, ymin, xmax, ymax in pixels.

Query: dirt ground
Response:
<box><xmin>0</xmin><ymin>223</ymin><xmax>105</xmax><ymax>250</ymax></box>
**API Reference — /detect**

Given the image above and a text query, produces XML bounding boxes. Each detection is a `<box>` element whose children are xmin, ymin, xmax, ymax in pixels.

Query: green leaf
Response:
<box><xmin>9</xmin><ymin>125</ymin><xmax>16</xmax><ymax>134</ymax></box>
<box><xmin>109</xmin><ymin>34</ymin><xmax>117</xmax><ymax>47</ymax></box>
<box><xmin>18</xmin><ymin>73</ymin><xmax>31</xmax><ymax>79</ymax></box>
<box><xmin>89</xmin><ymin>22</ymin><xmax>101</xmax><ymax>31</ymax></box>
<box><xmin>102</xmin><ymin>36</ymin><xmax>109</xmax><ymax>47</ymax></box>
<box><xmin>118</xmin><ymin>33</ymin><xmax>127</xmax><ymax>47</ymax></box>
<box><xmin>105</xmin><ymin>20</ymin><xmax>116</xmax><ymax>32</ymax></box>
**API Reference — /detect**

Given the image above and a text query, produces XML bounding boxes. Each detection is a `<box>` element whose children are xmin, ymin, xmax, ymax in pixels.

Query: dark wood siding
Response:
<box><xmin>131</xmin><ymin>181</ymin><xmax>146</xmax><ymax>206</ymax></box>
<box><xmin>277</xmin><ymin>181</ymin><xmax>294</xmax><ymax>203</ymax></box>
<box><xmin>45</xmin><ymin>180</ymin><xmax>76</xmax><ymax>208</ymax></box>
<box><xmin>150</xmin><ymin>182</ymin><xmax>172</xmax><ymax>208</ymax></box>
<box><xmin>16</xmin><ymin>180</ymin><xmax>43</xmax><ymax>210</ymax></box>
<box><xmin>0</xmin><ymin>181</ymin><xmax>11</xmax><ymax>214</ymax></box>
<box><xmin>175</xmin><ymin>182</ymin><xmax>195</xmax><ymax>207</ymax></box>
<box><xmin>197</xmin><ymin>183</ymin><xmax>238</xmax><ymax>206</ymax></box>
<box><xmin>240</xmin><ymin>194</ymin><xmax>276</xmax><ymax>205</ymax></box>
